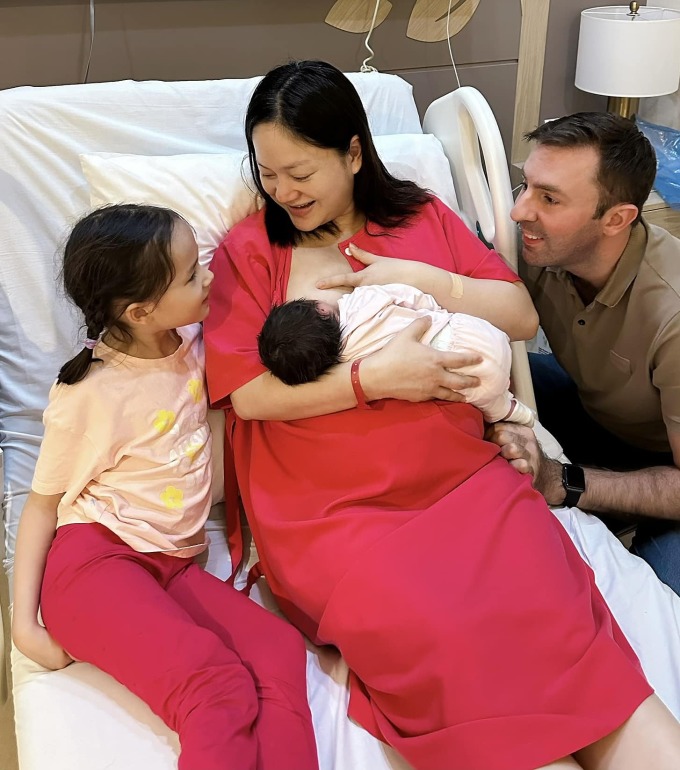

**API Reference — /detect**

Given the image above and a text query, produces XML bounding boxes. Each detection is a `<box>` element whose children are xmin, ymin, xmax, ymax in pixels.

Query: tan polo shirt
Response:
<box><xmin>522</xmin><ymin>221</ymin><xmax>680</xmax><ymax>452</ymax></box>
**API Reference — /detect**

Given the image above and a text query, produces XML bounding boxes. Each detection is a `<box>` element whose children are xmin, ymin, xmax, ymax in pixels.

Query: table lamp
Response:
<box><xmin>575</xmin><ymin>3</ymin><xmax>680</xmax><ymax>118</ymax></box>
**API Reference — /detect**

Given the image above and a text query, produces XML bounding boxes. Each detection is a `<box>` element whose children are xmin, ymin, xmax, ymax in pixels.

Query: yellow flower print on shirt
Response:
<box><xmin>153</xmin><ymin>409</ymin><xmax>176</xmax><ymax>435</ymax></box>
<box><xmin>184</xmin><ymin>436</ymin><xmax>206</xmax><ymax>461</ymax></box>
<box><xmin>161</xmin><ymin>486</ymin><xmax>184</xmax><ymax>510</ymax></box>
<box><xmin>187</xmin><ymin>379</ymin><xmax>203</xmax><ymax>404</ymax></box>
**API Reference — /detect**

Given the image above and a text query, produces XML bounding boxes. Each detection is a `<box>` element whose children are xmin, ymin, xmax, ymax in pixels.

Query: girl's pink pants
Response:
<box><xmin>41</xmin><ymin>523</ymin><xmax>319</xmax><ymax>770</ymax></box>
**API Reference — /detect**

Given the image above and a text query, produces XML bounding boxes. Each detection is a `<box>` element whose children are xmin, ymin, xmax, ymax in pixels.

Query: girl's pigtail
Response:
<box><xmin>57</xmin><ymin>322</ymin><xmax>103</xmax><ymax>385</ymax></box>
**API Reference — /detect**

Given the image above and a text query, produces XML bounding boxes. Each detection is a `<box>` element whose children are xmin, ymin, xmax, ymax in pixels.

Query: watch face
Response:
<box><xmin>564</xmin><ymin>464</ymin><xmax>586</xmax><ymax>492</ymax></box>
<box><xmin>561</xmin><ymin>464</ymin><xmax>585</xmax><ymax>508</ymax></box>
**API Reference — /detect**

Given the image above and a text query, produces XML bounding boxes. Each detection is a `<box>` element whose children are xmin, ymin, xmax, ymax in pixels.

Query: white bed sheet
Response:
<box><xmin>2</xmin><ymin>74</ymin><xmax>680</xmax><ymax>770</ymax></box>
<box><xmin>532</xmin><ymin>422</ymin><xmax>680</xmax><ymax>716</ymax></box>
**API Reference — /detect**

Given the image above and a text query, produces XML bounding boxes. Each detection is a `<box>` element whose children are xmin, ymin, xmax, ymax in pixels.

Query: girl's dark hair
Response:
<box><xmin>58</xmin><ymin>203</ymin><xmax>180</xmax><ymax>385</ymax></box>
<box><xmin>245</xmin><ymin>59</ymin><xmax>432</xmax><ymax>246</ymax></box>
<box><xmin>258</xmin><ymin>299</ymin><xmax>344</xmax><ymax>385</ymax></box>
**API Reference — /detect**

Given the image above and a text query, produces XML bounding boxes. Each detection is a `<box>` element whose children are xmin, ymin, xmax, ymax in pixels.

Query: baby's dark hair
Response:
<box><xmin>58</xmin><ymin>203</ymin><xmax>182</xmax><ymax>385</ymax></box>
<box><xmin>258</xmin><ymin>299</ymin><xmax>344</xmax><ymax>385</ymax></box>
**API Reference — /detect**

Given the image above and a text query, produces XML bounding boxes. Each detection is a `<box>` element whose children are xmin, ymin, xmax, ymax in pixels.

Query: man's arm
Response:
<box><xmin>578</xmin><ymin>431</ymin><xmax>680</xmax><ymax>518</ymax></box>
<box><xmin>486</xmin><ymin>424</ymin><xmax>680</xmax><ymax>519</ymax></box>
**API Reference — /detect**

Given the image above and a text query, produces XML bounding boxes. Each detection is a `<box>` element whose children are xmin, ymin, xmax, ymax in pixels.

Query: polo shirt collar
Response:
<box><xmin>595</xmin><ymin>221</ymin><xmax>648</xmax><ymax>308</ymax></box>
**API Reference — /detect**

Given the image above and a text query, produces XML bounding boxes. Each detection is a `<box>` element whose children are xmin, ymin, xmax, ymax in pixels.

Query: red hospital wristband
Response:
<box><xmin>350</xmin><ymin>358</ymin><xmax>371</xmax><ymax>410</ymax></box>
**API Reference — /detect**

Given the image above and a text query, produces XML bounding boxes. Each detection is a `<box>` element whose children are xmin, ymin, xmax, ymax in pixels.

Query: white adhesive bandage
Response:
<box><xmin>449</xmin><ymin>271</ymin><xmax>464</xmax><ymax>299</ymax></box>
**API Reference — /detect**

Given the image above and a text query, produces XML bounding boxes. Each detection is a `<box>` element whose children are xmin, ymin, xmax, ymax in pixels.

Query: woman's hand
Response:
<box><xmin>319</xmin><ymin>243</ymin><xmax>539</xmax><ymax>341</ymax></box>
<box><xmin>360</xmin><ymin>316</ymin><xmax>482</xmax><ymax>402</ymax></box>
<box><xmin>13</xmin><ymin>622</ymin><xmax>74</xmax><ymax>671</ymax></box>
<box><xmin>316</xmin><ymin>244</ymin><xmax>418</xmax><ymax>290</ymax></box>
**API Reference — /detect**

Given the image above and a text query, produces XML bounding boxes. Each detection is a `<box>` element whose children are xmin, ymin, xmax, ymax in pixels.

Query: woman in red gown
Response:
<box><xmin>204</xmin><ymin>60</ymin><xmax>680</xmax><ymax>770</ymax></box>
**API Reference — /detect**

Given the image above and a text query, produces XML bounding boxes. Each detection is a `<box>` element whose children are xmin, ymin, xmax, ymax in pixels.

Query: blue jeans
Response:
<box><xmin>529</xmin><ymin>352</ymin><xmax>680</xmax><ymax>595</ymax></box>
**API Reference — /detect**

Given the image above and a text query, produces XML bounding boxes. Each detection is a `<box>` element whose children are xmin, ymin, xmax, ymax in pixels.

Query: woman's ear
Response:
<box><xmin>348</xmin><ymin>135</ymin><xmax>362</xmax><ymax>174</ymax></box>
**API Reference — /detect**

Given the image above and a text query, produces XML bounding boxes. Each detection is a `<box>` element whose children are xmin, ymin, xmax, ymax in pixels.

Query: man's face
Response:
<box><xmin>511</xmin><ymin>144</ymin><xmax>607</xmax><ymax>274</ymax></box>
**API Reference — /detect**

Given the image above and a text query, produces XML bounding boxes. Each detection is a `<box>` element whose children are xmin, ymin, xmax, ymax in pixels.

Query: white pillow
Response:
<box><xmin>374</xmin><ymin>133</ymin><xmax>459</xmax><ymax>212</ymax></box>
<box><xmin>79</xmin><ymin>135</ymin><xmax>458</xmax><ymax>267</ymax></box>
<box><xmin>80</xmin><ymin>150</ymin><xmax>259</xmax><ymax>266</ymax></box>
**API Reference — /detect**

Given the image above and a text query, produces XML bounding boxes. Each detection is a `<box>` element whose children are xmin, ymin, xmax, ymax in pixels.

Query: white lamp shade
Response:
<box><xmin>575</xmin><ymin>6</ymin><xmax>680</xmax><ymax>98</ymax></box>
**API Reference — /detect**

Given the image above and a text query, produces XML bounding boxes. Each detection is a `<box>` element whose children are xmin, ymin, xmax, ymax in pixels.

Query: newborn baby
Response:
<box><xmin>258</xmin><ymin>283</ymin><xmax>534</xmax><ymax>425</ymax></box>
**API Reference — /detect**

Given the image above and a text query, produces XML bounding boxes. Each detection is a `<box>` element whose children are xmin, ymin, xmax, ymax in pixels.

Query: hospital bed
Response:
<box><xmin>1</xmin><ymin>72</ymin><xmax>680</xmax><ymax>770</ymax></box>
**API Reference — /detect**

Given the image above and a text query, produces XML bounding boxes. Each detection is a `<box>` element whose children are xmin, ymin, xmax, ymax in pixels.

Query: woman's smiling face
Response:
<box><xmin>252</xmin><ymin>122</ymin><xmax>363</xmax><ymax>237</ymax></box>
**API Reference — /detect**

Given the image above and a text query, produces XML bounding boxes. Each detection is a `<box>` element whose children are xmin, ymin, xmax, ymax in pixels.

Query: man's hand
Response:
<box><xmin>13</xmin><ymin>622</ymin><xmax>74</xmax><ymax>671</ymax></box>
<box><xmin>486</xmin><ymin>422</ymin><xmax>565</xmax><ymax>505</ymax></box>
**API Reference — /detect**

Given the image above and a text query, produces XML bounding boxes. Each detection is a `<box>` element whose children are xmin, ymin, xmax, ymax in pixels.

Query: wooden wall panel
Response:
<box><xmin>0</xmin><ymin>0</ymin><xmax>635</xmax><ymax>169</ymax></box>
<box><xmin>400</xmin><ymin>62</ymin><xmax>518</xmax><ymax>153</ymax></box>
<box><xmin>539</xmin><ymin>0</ymin><xmax>610</xmax><ymax>122</ymax></box>
<box><xmin>0</xmin><ymin>1</ymin><xmax>520</xmax><ymax>105</ymax></box>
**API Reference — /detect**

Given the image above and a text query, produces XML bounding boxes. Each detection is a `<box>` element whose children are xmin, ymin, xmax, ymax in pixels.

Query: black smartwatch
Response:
<box><xmin>561</xmin><ymin>463</ymin><xmax>586</xmax><ymax>508</ymax></box>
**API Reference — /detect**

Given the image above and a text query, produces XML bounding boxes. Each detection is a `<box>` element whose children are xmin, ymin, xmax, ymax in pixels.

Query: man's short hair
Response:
<box><xmin>525</xmin><ymin>112</ymin><xmax>656</xmax><ymax>225</ymax></box>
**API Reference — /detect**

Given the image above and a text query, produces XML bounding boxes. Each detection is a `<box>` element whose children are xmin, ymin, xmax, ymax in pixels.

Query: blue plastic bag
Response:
<box><xmin>637</xmin><ymin>117</ymin><xmax>680</xmax><ymax>209</ymax></box>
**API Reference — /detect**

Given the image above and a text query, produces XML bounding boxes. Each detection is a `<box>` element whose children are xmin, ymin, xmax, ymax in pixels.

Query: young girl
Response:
<box><xmin>11</xmin><ymin>204</ymin><xmax>319</xmax><ymax>770</ymax></box>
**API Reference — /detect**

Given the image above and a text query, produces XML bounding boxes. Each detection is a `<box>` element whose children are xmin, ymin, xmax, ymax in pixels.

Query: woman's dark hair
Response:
<box><xmin>258</xmin><ymin>299</ymin><xmax>344</xmax><ymax>385</ymax></box>
<box><xmin>525</xmin><ymin>112</ymin><xmax>656</xmax><ymax>226</ymax></box>
<box><xmin>245</xmin><ymin>59</ymin><xmax>432</xmax><ymax>246</ymax></box>
<box><xmin>58</xmin><ymin>203</ymin><xmax>180</xmax><ymax>385</ymax></box>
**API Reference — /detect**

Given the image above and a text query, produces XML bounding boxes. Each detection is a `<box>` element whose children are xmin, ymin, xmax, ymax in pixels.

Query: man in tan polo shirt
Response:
<box><xmin>488</xmin><ymin>112</ymin><xmax>680</xmax><ymax>595</ymax></box>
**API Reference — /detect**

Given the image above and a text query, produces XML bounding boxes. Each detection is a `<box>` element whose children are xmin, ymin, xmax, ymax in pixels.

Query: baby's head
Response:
<box><xmin>258</xmin><ymin>298</ymin><xmax>344</xmax><ymax>385</ymax></box>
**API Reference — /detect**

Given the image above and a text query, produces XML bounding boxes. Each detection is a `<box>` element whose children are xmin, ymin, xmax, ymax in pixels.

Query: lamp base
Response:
<box><xmin>607</xmin><ymin>96</ymin><xmax>640</xmax><ymax>120</ymax></box>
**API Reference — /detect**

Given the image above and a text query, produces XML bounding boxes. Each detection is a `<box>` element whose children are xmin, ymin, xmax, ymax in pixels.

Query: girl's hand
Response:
<box><xmin>316</xmin><ymin>244</ymin><xmax>416</xmax><ymax>290</ymax></box>
<box><xmin>360</xmin><ymin>316</ymin><xmax>481</xmax><ymax>402</ymax></box>
<box><xmin>13</xmin><ymin>622</ymin><xmax>74</xmax><ymax>670</ymax></box>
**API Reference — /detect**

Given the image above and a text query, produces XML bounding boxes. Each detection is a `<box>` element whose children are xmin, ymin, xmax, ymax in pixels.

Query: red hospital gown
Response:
<box><xmin>204</xmin><ymin>198</ymin><xmax>652</xmax><ymax>770</ymax></box>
